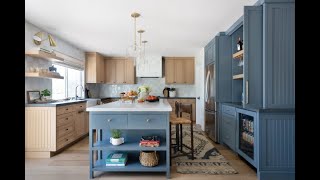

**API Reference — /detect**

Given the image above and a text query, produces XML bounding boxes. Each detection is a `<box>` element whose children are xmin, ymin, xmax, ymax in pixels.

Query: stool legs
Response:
<box><xmin>190</xmin><ymin>123</ymin><xmax>194</xmax><ymax>160</ymax></box>
<box><xmin>179</xmin><ymin>124</ymin><xmax>183</xmax><ymax>151</ymax></box>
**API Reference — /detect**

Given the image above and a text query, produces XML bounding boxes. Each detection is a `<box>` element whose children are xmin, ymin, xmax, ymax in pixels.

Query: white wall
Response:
<box><xmin>195</xmin><ymin>48</ymin><xmax>205</xmax><ymax>131</ymax></box>
<box><xmin>25</xmin><ymin>21</ymin><xmax>85</xmax><ymax>103</ymax></box>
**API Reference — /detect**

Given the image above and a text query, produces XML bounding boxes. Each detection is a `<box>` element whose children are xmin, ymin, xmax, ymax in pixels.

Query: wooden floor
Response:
<box><xmin>25</xmin><ymin>134</ymin><xmax>257</xmax><ymax>180</ymax></box>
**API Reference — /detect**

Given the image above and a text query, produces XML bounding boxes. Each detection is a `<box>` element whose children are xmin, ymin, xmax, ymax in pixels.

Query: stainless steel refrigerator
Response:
<box><xmin>204</xmin><ymin>63</ymin><xmax>217</xmax><ymax>142</ymax></box>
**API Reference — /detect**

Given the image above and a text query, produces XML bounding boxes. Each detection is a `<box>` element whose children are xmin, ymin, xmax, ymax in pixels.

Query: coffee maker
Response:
<box><xmin>163</xmin><ymin>87</ymin><xmax>170</xmax><ymax>97</ymax></box>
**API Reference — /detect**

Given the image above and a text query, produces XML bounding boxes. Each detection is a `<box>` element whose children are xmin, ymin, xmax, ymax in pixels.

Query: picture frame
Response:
<box><xmin>27</xmin><ymin>91</ymin><xmax>41</xmax><ymax>103</ymax></box>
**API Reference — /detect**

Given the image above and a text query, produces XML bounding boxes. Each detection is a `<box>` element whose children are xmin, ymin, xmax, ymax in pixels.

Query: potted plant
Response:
<box><xmin>41</xmin><ymin>89</ymin><xmax>51</xmax><ymax>101</ymax></box>
<box><xmin>110</xmin><ymin>129</ymin><xmax>124</xmax><ymax>145</ymax></box>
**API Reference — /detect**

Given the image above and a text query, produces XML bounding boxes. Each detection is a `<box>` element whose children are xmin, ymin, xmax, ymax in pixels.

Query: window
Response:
<box><xmin>52</xmin><ymin>64</ymin><xmax>84</xmax><ymax>99</ymax></box>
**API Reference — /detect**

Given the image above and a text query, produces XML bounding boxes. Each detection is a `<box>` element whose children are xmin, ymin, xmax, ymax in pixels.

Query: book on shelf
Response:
<box><xmin>105</xmin><ymin>159</ymin><xmax>127</xmax><ymax>166</ymax></box>
<box><xmin>139</xmin><ymin>136</ymin><xmax>160</xmax><ymax>147</ymax></box>
<box><xmin>106</xmin><ymin>152</ymin><xmax>128</xmax><ymax>163</ymax></box>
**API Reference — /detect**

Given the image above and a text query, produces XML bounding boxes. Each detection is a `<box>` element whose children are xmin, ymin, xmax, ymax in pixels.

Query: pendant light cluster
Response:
<box><xmin>126</xmin><ymin>12</ymin><xmax>148</xmax><ymax>65</ymax></box>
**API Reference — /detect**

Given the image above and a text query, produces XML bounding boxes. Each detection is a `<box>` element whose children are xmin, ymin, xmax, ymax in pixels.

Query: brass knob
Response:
<box><xmin>146</xmin><ymin>119</ymin><xmax>150</xmax><ymax>122</ymax></box>
<box><xmin>107</xmin><ymin>119</ymin><xmax>112</xmax><ymax>122</ymax></box>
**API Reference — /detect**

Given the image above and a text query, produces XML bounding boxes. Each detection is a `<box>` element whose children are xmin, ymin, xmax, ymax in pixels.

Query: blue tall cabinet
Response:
<box><xmin>206</xmin><ymin>0</ymin><xmax>295</xmax><ymax>180</ymax></box>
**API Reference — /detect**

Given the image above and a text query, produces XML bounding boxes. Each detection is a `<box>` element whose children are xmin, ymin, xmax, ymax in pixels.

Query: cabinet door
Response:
<box><xmin>221</xmin><ymin>113</ymin><xmax>236</xmax><ymax>151</ymax></box>
<box><xmin>184</xmin><ymin>59</ymin><xmax>194</xmax><ymax>84</ymax></box>
<box><xmin>124</xmin><ymin>59</ymin><xmax>135</xmax><ymax>84</ymax></box>
<box><xmin>116</xmin><ymin>60</ymin><xmax>125</xmax><ymax>84</ymax></box>
<box><xmin>85</xmin><ymin>53</ymin><xmax>97</xmax><ymax>83</ymax></box>
<box><xmin>96</xmin><ymin>53</ymin><xmax>105</xmax><ymax>83</ymax></box>
<box><xmin>165</xmin><ymin>58</ymin><xmax>175</xmax><ymax>84</ymax></box>
<box><xmin>105</xmin><ymin>60</ymin><xmax>117</xmax><ymax>84</ymax></box>
<box><xmin>74</xmin><ymin>110</ymin><xmax>86</xmax><ymax>138</ymax></box>
<box><xmin>175</xmin><ymin>59</ymin><xmax>185</xmax><ymax>84</ymax></box>
<box><xmin>243</xmin><ymin>6</ymin><xmax>263</xmax><ymax>108</ymax></box>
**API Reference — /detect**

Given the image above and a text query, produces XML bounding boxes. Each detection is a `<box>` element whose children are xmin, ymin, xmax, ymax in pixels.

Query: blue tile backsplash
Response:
<box><xmin>86</xmin><ymin>77</ymin><xmax>196</xmax><ymax>98</ymax></box>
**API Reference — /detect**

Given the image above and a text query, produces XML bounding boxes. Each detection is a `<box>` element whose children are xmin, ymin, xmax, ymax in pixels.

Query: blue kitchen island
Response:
<box><xmin>86</xmin><ymin>99</ymin><xmax>172</xmax><ymax>179</ymax></box>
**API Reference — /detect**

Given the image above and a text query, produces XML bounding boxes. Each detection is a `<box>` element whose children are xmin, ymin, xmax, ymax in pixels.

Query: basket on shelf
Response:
<box><xmin>139</xmin><ymin>151</ymin><xmax>159</xmax><ymax>167</ymax></box>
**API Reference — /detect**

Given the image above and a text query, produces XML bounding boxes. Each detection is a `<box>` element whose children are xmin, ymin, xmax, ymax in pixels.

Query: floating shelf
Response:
<box><xmin>233</xmin><ymin>74</ymin><xmax>244</xmax><ymax>79</ymax></box>
<box><xmin>25</xmin><ymin>72</ymin><xmax>64</xmax><ymax>79</ymax></box>
<box><xmin>233</xmin><ymin>50</ymin><xmax>244</xmax><ymax>59</ymax></box>
<box><xmin>25</xmin><ymin>50</ymin><xmax>64</xmax><ymax>62</ymax></box>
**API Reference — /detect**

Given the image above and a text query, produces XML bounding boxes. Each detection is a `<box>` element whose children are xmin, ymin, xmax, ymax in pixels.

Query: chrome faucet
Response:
<box><xmin>75</xmin><ymin>85</ymin><xmax>84</xmax><ymax>100</ymax></box>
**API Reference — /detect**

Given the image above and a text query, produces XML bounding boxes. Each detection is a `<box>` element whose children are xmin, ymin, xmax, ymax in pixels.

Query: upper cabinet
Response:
<box><xmin>85</xmin><ymin>52</ymin><xmax>105</xmax><ymax>83</ymax></box>
<box><xmin>136</xmin><ymin>55</ymin><xmax>162</xmax><ymax>77</ymax></box>
<box><xmin>105</xmin><ymin>57</ymin><xmax>135</xmax><ymax>84</ymax></box>
<box><xmin>204</xmin><ymin>38</ymin><xmax>215</xmax><ymax>65</ymax></box>
<box><xmin>164</xmin><ymin>57</ymin><xmax>194</xmax><ymax>84</ymax></box>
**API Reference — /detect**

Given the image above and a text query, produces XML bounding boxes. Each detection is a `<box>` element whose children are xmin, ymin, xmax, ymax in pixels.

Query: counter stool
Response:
<box><xmin>170</xmin><ymin>102</ymin><xmax>194</xmax><ymax>165</ymax></box>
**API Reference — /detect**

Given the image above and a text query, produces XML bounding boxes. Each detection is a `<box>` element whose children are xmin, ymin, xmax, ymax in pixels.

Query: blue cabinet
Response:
<box><xmin>221</xmin><ymin>105</ymin><xmax>236</xmax><ymax>151</ymax></box>
<box><xmin>89</xmin><ymin>112</ymin><xmax>170</xmax><ymax>179</ymax></box>
<box><xmin>263</xmin><ymin>3</ymin><xmax>295</xmax><ymax>108</ymax></box>
<box><xmin>204</xmin><ymin>38</ymin><xmax>215</xmax><ymax>65</ymax></box>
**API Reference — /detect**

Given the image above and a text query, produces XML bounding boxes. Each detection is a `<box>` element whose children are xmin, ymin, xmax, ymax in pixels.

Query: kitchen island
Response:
<box><xmin>86</xmin><ymin>99</ymin><xmax>172</xmax><ymax>179</ymax></box>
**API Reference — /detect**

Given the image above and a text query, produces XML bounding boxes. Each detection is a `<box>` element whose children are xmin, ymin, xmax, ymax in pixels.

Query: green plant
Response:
<box><xmin>111</xmin><ymin>129</ymin><xmax>122</xmax><ymax>139</ymax></box>
<box><xmin>41</xmin><ymin>89</ymin><xmax>51</xmax><ymax>97</ymax></box>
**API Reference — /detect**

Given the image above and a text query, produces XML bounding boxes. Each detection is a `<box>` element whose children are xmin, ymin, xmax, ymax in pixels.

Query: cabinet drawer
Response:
<box><xmin>128</xmin><ymin>115</ymin><xmax>167</xmax><ymax>129</ymax></box>
<box><xmin>57</xmin><ymin>105</ymin><xmax>74</xmax><ymax>115</ymax></box>
<box><xmin>57</xmin><ymin>112</ymin><xmax>74</xmax><ymax>127</ymax></box>
<box><xmin>90</xmin><ymin>115</ymin><xmax>127</xmax><ymax>129</ymax></box>
<box><xmin>57</xmin><ymin>131</ymin><xmax>74</xmax><ymax>150</ymax></box>
<box><xmin>222</xmin><ymin>105</ymin><xmax>236</xmax><ymax>117</ymax></box>
<box><xmin>221</xmin><ymin>127</ymin><xmax>235</xmax><ymax>151</ymax></box>
<box><xmin>57</xmin><ymin>122</ymin><xmax>75</xmax><ymax>139</ymax></box>
<box><xmin>73</xmin><ymin>103</ymin><xmax>86</xmax><ymax>111</ymax></box>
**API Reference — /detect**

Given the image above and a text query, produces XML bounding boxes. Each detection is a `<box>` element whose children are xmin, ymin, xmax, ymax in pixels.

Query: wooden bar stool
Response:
<box><xmin>170</xmin><ymin>102</ymin><xmax>194</xmax><ymax>165</ymax></box>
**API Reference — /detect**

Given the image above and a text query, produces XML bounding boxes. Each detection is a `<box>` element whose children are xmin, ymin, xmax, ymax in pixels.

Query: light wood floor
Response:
<box><xmin>25</xmin><ymin>135</ymin><xmax>257</xmax><ymax>180</ymax></box>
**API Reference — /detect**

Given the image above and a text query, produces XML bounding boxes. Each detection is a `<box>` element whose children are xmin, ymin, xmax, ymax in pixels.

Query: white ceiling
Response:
<box><xmin>25</xmin><ymin>0</ymin><xmax>256</xmax><ymax>57</ymax></box>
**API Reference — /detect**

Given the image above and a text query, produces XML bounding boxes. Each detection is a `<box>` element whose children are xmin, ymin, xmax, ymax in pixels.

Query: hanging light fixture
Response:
<box><xmin>141</xmin><ymin>40</ymin><xmax>148</xmax><ymax>64</ymax></box>
<box><xmin>126</xmin><ymin>12</ymin><xmax>141</xmax><ymax>65</ymax></box>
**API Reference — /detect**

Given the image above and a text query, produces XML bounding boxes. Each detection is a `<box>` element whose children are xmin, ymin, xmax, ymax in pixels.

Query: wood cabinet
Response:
<box><xmin>167</xmin><ymin>98</ymin><xmax>196</xmax><ymax>122</ymax></box>
<box><xmin>85</xmin><ymin>52</ymin><xmax>105</xmax><ymax>83</ymax></box>
<box><xmin>104</xmin><ymin>57</ymin><xmax>135</xmax><ymax>84</ymax></box>
<box><xmin>25</xmin><ymin>102</ymin><xmax>88</xmax><ymax>158</ymax></box>
<box><xmin>74</xmin><ymin>103</ymin><xmax>87</xmax><ymax>138</ymax></box>
<box><xmin>164</xmin><ymin>57</ymin><xmax>194</xmax><ymax>84</ymax></box>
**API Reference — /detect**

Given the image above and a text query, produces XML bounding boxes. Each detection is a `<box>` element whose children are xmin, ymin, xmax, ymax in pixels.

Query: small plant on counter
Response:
<box><xmin>40</xmin><ymin>89</ymin><xmax>51</xmax><ymax>100</ymax></box>
<box><xmin>110</xmin><ymin>129</ymin><xmax>124</xmax><ymax>145</ymax></box>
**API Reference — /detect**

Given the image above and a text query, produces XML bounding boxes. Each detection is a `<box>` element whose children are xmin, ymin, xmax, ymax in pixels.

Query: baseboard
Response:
<box><xmin>258</xmin><ymin>171</ymin><xmax>295</xmax><ymax>180</ymax></box>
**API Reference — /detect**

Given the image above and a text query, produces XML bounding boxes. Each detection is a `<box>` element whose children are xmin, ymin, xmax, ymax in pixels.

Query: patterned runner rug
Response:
<box><xmin>171</xmin><ymin>125</ymin><xmax>238</xmax><ymax>175</ymax></box>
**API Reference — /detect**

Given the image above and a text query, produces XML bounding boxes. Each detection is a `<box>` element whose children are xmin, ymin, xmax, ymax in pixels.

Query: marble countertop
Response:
<box><xmin>25</xmin><ymin>99</ymin><xmax>87</xmax><ymax>107</ymax></box>
<box><xmin>86</xmin><ymin>99</ymin><xmax>172</xmax><ymax>112</ymax></box>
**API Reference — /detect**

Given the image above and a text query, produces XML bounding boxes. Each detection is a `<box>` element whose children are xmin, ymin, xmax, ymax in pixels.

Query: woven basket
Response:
<box><xmin>139</xmin><ymin>151</ymin><xmax>159</xmax><ymax>167</ymax></box>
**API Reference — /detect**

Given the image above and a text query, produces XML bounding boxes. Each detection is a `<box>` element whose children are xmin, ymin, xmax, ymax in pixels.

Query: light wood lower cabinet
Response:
<box><xmin>25</xmin><ymin>102</ymin><xmax>88</xmax><ymax>158</ymax></box>
<box><xmin>167</xmin><ymin>98</ymin><xmax>196</xmax><ymax>122</ymax></box>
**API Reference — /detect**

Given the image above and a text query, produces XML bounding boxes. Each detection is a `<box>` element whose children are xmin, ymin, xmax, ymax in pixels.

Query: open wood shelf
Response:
<box><xmin>233</xmin><ymin>74</ymin><xmax>244</xmax><ymax>80</ymax></box>
<box><xmin>232</xmin><ymin>50</ymin><xmax>244</xmax><ymax>59</ymax></box>
<box><xmin>25</xmin><ymin>72</ymin><xmax>64</xmax><ymax>79</ymax></box>
<box><xmin>25</xmin><ymin>50</ymin><xmax>64</xmax><ymax>62</ymax></box>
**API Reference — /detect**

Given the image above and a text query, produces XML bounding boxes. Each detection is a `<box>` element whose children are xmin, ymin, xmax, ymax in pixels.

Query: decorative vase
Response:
<box><xmin>138</xmin><ymin>91</ymin><xmax>149</xmax><ymax>100</ymax></box>
<box><xmin>110</xmin><ymin>137</ymin><xmax>124</xmax><ymax>145</ymax></box>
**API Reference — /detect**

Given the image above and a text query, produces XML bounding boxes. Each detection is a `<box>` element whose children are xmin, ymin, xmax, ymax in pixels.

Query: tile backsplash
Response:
<box><xmin>86</xmin><ymin>77</ymin><xmax>196</xmax><ymax>98</ymax></box>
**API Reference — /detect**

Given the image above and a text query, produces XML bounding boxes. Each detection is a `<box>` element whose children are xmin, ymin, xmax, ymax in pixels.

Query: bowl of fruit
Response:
<box><xmin>145</xmin><ymin>95</ymin><xmax>159</xmax><ymax>102</ymax></box>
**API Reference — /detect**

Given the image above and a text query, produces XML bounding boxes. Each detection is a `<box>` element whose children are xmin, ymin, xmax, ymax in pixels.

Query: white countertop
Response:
<box><xmin>86</xmin><ymin>99</ymin><xmax>172</xmax><ymax>112</ymax></box>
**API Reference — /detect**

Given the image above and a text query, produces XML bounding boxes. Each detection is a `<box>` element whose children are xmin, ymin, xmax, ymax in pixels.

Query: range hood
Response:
<box><xmin>136</xmin><ymin>55</ymin><xmax>162</xmax><ymax>78</ymax></box>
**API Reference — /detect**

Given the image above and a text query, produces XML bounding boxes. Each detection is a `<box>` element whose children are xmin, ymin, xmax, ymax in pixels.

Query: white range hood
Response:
<box><xmin>136</xmin><ymin>55</ymin><xmax>162</xmax><ymax>77</ymax></box>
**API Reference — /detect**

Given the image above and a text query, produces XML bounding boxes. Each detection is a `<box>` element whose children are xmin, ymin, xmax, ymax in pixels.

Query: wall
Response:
<box><xmin>195</xmin><ymin>48</ymin><xmax>205</xmax><ymax>131</ymax></box>
<box><xmin>25</xmin><ymin>21</ymin><xmax>85</xmax><ymax>103</ymax></box>
<box><xmin>86</xmin><ymin>77</ymin><xmax>196</xmax><ymax>98</ymax></box>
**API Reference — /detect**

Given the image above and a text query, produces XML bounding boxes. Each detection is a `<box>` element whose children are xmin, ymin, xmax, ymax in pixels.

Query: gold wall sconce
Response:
<box><xmin>33</xmin><ymin>31</ymin><xmax>57</xmax><ymax>47</ymax></box>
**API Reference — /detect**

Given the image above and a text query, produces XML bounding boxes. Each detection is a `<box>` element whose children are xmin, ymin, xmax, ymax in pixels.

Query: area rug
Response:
<box><xmin>171</xmin><ymin>125</ymin><xmax>238</xmax><ymax>175</ymax></box>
